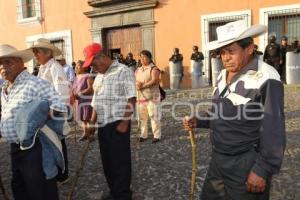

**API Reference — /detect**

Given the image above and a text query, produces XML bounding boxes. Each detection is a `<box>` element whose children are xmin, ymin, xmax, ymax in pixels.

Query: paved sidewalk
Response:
<box><xmin>0</xmin><ymin>85</ymin><xmax>299</xmax><ymax>200</ymax></box>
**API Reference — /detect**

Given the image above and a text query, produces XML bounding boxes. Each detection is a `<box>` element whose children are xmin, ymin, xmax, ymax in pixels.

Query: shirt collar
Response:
<box><xmin>104</xmin><ymin>61</ymin><xmax>119</xmax><ymax>75</ymax></box>
<box><xmin>2</xmin><ymin>70</ymin><xmax>30</xmax><ymax>90</ymax></box>
<box><xmin>41</xmin><ymin>58</ymin><xmax>55</xmax><ymax>68</ymax></box>
<box><xmin>141</xmin><ymin>63</ymin><xmax>155</xmax><ymax>70</ymax></box>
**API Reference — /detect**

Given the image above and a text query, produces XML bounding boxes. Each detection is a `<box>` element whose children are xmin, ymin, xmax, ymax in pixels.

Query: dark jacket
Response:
<box><xmin>197</xmin><ymin>57</ymin><xmax>286</xmax><ymax>180</ymax></box>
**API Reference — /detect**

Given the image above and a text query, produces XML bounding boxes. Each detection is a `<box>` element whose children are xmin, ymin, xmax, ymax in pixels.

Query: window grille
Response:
<box><xmin>267</xmin><ymin>8</ymin><xmax>300</xmax><ymax>42</ymax></box>
<box><xmin>207</xmin><ymin>15</ymin><xmax>249</xmax><ymax>42</ymax></box>
<box><xmin>203</xmin><ymin>14</ymin><xmax>249</xmax><ymax>84</ymax></box>
<box><xmin>51</xmin><ymin>39</ymin><xmax>66</xmax><ymax>57</ymax></box>
<box><xmin>17</xmin><ymin>0</ymin><xmax>41</xmax><ymax>20</ymax></box>
<box><xmin>23</xmin><ymin>0</ymin><xmax>35</xmax><ymax>18</ymax></box>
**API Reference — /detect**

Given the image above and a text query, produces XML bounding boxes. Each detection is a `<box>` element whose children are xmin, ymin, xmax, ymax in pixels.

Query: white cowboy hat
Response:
<box><xmin>0</xmin><ymin>44</ymin><xmax>33</xmax><ymax>62</ymax></box>
<box><xmin>30</xmin><ymin>38</ymin><xmax>62</xmax><ymax>56</ymax></box>
<box><xmin>205</xmin><ymin>20</ymin><xmax>268</xmax><ymax>51</ymax></box>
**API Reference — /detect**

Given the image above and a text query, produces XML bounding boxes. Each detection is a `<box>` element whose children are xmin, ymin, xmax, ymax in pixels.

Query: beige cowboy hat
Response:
<box><xmin>205</xmin><ymin>20</ymin><xmax>268</xmax><ymax>51</ymax></box>
<box><xmin>0</xmin><ymin>44</ymin><xmax>33</xmax><ymax>62</ymax></box>
<box><xmin>30</xmin><ymin>38</ymin><xmax>62</xmax><ymax>56</ymax></box>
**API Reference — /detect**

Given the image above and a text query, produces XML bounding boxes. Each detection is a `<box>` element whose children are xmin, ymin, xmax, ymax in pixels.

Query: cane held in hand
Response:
<box><xmin>185</xmin><ymin>116</ymin><xmax>197</xmax><ymax>200</ymax></box>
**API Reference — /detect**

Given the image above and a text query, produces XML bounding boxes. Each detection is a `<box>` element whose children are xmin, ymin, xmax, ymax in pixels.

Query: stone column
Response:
<box><xmin>141</xmin><ymin>21</ymin><xmax>155</xmax><ymax>58</ymax></box>
<box><xmin>90</xmin><ymin>27</ymin><xmax>103</xmax><ymax>44</ymax></box>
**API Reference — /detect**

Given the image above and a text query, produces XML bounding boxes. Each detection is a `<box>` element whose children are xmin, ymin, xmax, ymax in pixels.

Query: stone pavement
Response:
<box><xmin>0</xmin><ymin>85</ymin><xmax>299</xmax><ymax>200</ymax></box>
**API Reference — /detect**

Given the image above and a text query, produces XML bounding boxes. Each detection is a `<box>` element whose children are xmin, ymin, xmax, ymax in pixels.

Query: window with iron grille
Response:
<box><xmin>203</xmin><ymin>14</ymin><xmax>249</xmax><ymax>84</ymax></box>
<box><xmin>22</xmin><ymin>0</ymin><xmax>36</xmax><ymax>18</ymax></box>
<box><xmin>267</xmin><ymin>8</ymin><xmax>300</xmax><ymax>43</ymax></box>
<box><xmin>51</xmin><ymin>39</ymin><xmax>66</xmax><ymax>57</ymax></box>
<box><xmin>17</xmin><ymin>0</ymin><xmax>41</xmax><ymax>24</ymax></box>
<box><xmin>208</xmin><ymin>15</ymin><xmax>248</xmax><ymax>42</ymax></box>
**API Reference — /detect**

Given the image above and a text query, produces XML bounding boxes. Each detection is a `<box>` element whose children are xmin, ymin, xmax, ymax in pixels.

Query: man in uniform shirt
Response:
<box><xmin>84</xmin><ymin>43</ymin><xmax>136</xmax><ymax>200</ymax></box>
<box><xmin>279</xmin><ymin>36</ymin><xmax>289</xmax><ymax>82</ymax></box>
<box><xmin>0</xmin><ymin>44</ymin><xmax>66</xmax><ymax>200</ymax></box>
<box><xmin>263</xmin><ymin>34</ymin><xmax>282</xmax><ymax>72</ymax></box>
<box><xmin>184</xmin><ymin>20</ymin><xmax>286</xmax><ymax>200</ymax></box>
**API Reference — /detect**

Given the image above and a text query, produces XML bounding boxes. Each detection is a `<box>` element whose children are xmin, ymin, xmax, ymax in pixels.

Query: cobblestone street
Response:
<box><xmin>0</xmin><ymin>85</ymin><xmax>299</xmax><ymax>200</ymax></box>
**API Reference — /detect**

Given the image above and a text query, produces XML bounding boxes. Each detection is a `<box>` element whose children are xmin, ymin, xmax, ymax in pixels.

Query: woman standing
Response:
<box><xmin>135</xmin><ymin>50</ymin><xmax>161</xmax><ymax>143</ymax></box>
<box><xmin>72</xmin><ymin>60</ymin><xmax>94</xmax><ymax>141</ymax></box>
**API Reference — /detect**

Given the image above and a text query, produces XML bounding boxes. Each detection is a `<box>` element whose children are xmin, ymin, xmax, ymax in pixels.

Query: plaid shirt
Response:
<box><xmin>91</xmin><ymin>61</ymin><xmax>136</xmax><ymax>127</ymax></box>
<box><xmin>0</xmin><ymin>70</ymin><xmax>66</xmax><ymax>143</ymax></box>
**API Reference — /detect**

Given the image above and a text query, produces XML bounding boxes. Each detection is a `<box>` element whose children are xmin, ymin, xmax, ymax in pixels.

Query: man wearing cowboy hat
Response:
<box><xmin>30</xmin><ymin>38</ymin><xmax>71</xmax><ymax>183</ymax></box>
<box><xmin>30</xmin><ymin>38</ymin><xmax>71</xmax><ymax>104</ymax></box>
<box><xmin>0</xmin><ymin>44</ymin><xmax>67</xmax><ymax>200</ymax></box>
<box><xmin>183</xmin><ymin>20</ymin><xmax>286</xmax><ymax>199</ymax></box>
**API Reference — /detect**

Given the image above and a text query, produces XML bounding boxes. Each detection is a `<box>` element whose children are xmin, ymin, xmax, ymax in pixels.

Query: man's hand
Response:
<box><xmin>246</xmin><ymin>171</ymin><xmax>266</xmax><ymax>193</ymax></box>
<box><xmin>116</xmin><ymin>120</ymin><xmax>129</xmax><ymax>134</ymax></box>
<box><xmin>183</xmin><ymin>116</ymin><xmax>197</xmax><ymax>131</ymax></box>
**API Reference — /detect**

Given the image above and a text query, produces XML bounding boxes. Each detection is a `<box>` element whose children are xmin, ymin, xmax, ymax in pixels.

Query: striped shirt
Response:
<box><xmin>91</xmin><ymin>61</ymin><xmax>136</xmax><ymax>127</ymax></box>
<box><xmin>0</xmin><ymin>70</ymin><xmax>66</xmax><ymax>143</ymax></box>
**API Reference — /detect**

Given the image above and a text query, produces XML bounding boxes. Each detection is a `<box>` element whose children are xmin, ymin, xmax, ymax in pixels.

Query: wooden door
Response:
<box><xmin>105</xmin><ymin>26</ymin><xmax>142</xmax><ymax>61</ymax></box>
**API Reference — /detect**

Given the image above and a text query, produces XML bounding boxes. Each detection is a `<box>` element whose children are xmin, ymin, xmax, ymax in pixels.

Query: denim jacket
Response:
<box><xmin>15</xmin><ymin>99</ymin><xmax>65</xmax><ymax>179</ymax></box>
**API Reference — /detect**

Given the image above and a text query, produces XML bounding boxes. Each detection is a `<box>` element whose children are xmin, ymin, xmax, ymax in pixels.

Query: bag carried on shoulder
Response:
<box><xmin>159</xmin><ymin>85</ymin><xmax>166</xmax><ymax>101</ymax></box>
<box><xmin>150</xmin><ymin>66</ymin><xmax>166</xmax><ymax>102</ymax></box>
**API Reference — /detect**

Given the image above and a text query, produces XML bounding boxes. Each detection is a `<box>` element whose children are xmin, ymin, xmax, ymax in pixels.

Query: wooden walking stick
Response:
<box><xmin>188</xmin><ymin>128</ymin><xmax>197</xmax><ymax>200</ymax></box>
<box><xmin>66</xmin><ymin>139</ymin><xmax>91</xmax><ymax>200</ymax></box>
<box><xmin>0</xmin><ymin>174</ymin><xmax>9</xmax><ymax>200</ymax></box>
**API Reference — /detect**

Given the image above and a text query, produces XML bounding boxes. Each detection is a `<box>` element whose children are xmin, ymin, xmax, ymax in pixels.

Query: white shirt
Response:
<box><xmin>63</xmin><ymin>64</ymin><xmax>75</xmax><ymax>83</ymax></box>
<box><xmin>38</xmin><ymin>58</ymin><xmax>71</xmax><ymax>104</ymax></box>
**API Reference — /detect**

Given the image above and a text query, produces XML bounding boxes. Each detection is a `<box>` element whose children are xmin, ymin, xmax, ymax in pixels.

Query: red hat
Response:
<box><xmin>83</xmin><ymin>43</ymin><xmax>102</xmax><ymax>68</ymax></box>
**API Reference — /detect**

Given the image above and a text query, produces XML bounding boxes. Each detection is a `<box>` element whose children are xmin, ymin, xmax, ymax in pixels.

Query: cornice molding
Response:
<box><xmin>85</xmin><ymin>0</ymin><xmax>157</xmax><ymax>18</ymax></box>
<box><xmin>88</xmin><ymin>0</ymin><xmax>127</xmax><ymax>7</ymax></box>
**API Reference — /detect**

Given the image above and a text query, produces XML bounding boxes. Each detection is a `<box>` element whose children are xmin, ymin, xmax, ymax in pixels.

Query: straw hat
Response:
<box><xmin>205</xmin><ymin>20</ymin><xmax>267</xmax><ymax>51</ymax></box>
<box><xmin>30</xmin><ymin>38</ymin><xmax>62</xmax><ymax>56</ymax></box>
<box><xmin>0</xmin><ymin>44</ymin><xmax>33</xmax><ymax>62</ymax></box>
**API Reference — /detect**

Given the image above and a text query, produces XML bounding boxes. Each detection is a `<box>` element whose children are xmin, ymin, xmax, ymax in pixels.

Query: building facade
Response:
<box><xmin>0</xmin><ymin>0</ymin><xmax>299</xmax><ymax>88</ymax></box>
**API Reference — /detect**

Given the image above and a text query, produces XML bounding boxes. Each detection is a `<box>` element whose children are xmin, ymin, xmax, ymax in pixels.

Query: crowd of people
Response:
<box><xmin>0</xmin><ymin>19</ymin><xmax>289</xmax><ymax>200</ymax></box>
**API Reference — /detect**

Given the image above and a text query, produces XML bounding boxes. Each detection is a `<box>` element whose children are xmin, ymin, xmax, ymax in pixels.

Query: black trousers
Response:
<box><xmin>58</xmin><ymin>138</ymin><xmax>69</xmax><ymax>175</ymax></box>
<box><xmin>98</xmin><ymin>121</ymin><xmax>132</xmax><ymax>200</ymax></box>
<box><xmin>10</xmin><ymin>139</ymin><xmax>59</xmax><ymax>200</ymax></box>
<box><xmin>201</xmin><ymin>149</ymin><xmax>271</xmax><ymax>200</ymax></box>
